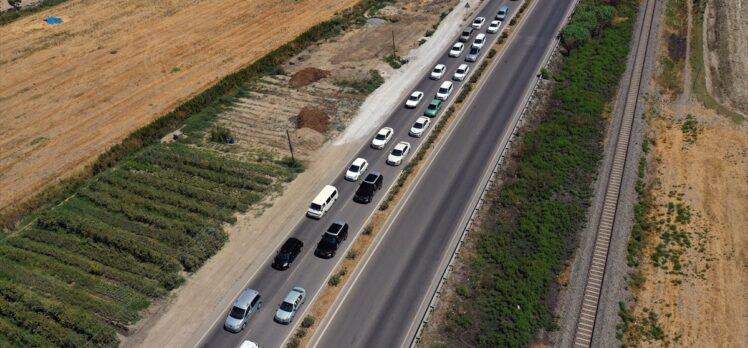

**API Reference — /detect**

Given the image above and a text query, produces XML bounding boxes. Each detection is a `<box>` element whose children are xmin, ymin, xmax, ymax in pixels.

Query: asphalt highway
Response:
<box><xmin>310</xmin><ymin>0</ymin><xmax>577</xmax><ymax>347</ymax></box>
<box><xmin>199</xmin><ymin>0</ymin><xmax>552</xmax><ymax>346</ymax></box>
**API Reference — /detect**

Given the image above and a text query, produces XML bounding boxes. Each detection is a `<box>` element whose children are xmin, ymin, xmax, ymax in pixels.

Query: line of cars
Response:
<box><xmin>222</xmin><ymin>5</ymin><xmax>513</xmax><ymax>343</ymax></box>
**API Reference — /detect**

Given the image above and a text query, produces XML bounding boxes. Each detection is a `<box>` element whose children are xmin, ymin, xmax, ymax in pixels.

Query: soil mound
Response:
<box><xmin>296</xmin><ymin>106</ymin><xmax>329</xmax><ymax>133</ymax></box>
<box><xmin>289</xmin><ymin>68</ymin><xmax>330</xmax><ymax>88</ymax></box>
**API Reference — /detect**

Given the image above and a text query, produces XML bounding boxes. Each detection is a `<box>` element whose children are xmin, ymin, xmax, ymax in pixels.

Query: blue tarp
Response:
<box><xmin>43</xmin><ymin>17</ymin><xmax>63</xmax><ymax>25</ymax></box>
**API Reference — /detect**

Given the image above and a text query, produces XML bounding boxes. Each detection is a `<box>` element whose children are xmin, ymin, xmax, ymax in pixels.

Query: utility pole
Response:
<box><xmin>391</xmin><ymin>30</ymin><xmax>396</xmax><ymax>58</ymax></box>
<box><xmin>286</xmin><ymin>129</ymin><xmax>295</xmax><ymax>163</ymax></box>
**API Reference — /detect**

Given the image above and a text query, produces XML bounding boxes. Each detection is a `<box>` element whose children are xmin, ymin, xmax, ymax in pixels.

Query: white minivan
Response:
<box><xmin>307</xmin><ymin>185</ymin><xmax>338</xmax><ymax>219</ymax></box>
<box><xmin>436</xmin><ymin>81</ymin><xmax>453</xmax><ymax>101</ymax></box>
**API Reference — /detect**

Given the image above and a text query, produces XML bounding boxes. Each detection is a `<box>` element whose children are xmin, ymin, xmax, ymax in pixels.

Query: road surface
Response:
<box><xmin>310</xmin><ymin>0</ymin><xmax>577</xmax><ymax>347</ymax></box>
<box><xmin>198</xmin><ymin>0</ymin><xmax>550</xmax><ymax>346</ymax></box>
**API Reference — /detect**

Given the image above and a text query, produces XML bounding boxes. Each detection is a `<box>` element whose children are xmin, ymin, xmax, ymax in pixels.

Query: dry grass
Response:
<box><xmin>0</xmin><ymin>0</ymin><xmax>358</xmax><ymax>213</ymax></box>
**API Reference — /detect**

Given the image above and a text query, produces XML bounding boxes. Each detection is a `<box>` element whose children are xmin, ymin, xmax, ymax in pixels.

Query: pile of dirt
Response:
<box><xmin>288</xmin><ymin>68</ymin><xmax>330</xmax><ymax>88</ymax></box>
<box><xmin>296</xmin><ymin>106</ymin><xmax>329</xmax><ymax>133</ymax></box>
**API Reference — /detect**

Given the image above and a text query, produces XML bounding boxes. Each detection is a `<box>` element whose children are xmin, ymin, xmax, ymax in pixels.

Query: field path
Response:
<box><xmin>0</xmin><ymin>0</ymin><xmax>357</xmax><ymax>211</ymax></box>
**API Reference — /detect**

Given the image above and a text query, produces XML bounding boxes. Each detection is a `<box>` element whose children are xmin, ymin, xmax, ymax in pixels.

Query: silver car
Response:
<box><xmin>224</xmin><ymin>288</ymin><xmax>262</xmax><ymax>333</ymax></box>
<box><xmin>466</xmin><ymin>45</ymin><xmax>481</xmax><ymax>62</ymax></box>
<box><xmin>274</xmin><ymin>287</ymin><xmax>306</xmax><ymax>324</ymax></box>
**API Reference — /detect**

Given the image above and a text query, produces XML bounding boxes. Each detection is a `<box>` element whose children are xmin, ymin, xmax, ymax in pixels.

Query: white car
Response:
<box><xmin>430</xmin><ymin>64</ymin><xmax>446</xmax><ymax>80</ymax></box>
<box><xmin>453</xmin><ymin>64</ymin><xmax>470</xmax><ymax>81</ymax></box>
<box><xmin>449</xmin><ymin>42</ymin><xmax>465</xmax><ymax>57</ymax></box>
<box><xmin>274</xmin><ymin>287</ymin><xmax>306</xmax><ymax>324</ymax></box>
<box><xmin>345</xmin><ymin>158</ymin><xmax>368</xmax><ymax>181</ymax></box>
<box><xmin>471</xmin><ymin>17</ymin><xmax>486</xmax><ymax>29</ymax></box>
<box><xmin>371</xmin><ymin>127</ymin><xmax>394</xmax><ymax>149</ymax></box>
<box><xmin>436</xmin><ymin>81</ymin><xmax>453</xmax><ymax>101</ymax></box>
<box><xmin>387</xmin><ymin>142</ymin><xmax>411</xmax><ymax>166</ymax></box>
<box><xmin>409</xmin><ymin>117</ymin><xmax>431</xmax><ymax>137</ymax></box>
<box><xmin>405</xmin><ymin>91</ymin><xmax>424</xmax><ymax>108</ymax></box>
<box><xmin>487</xmin><ymin>20</ymin><xmax>501</xmax><ymax>34</ymax></box>
<box><xmin>472</xmin><ymin>33</ymin><xmax>486</xmax><ymax>49</ymax></box>
<box><xmin>239</xmin><ymin>341</ymin><xmax>260</xmax><ymax>348</ymax></box>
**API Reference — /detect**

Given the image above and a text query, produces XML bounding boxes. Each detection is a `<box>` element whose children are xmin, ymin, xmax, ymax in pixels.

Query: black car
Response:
<box><xmin>315</xmin><ymin>221</ymin><xmax>349</xmax><ymax>258</ymax></box>
<box><xmin>273</xmin><ymin>238</ymin><xmax>303</xmax><ymax>270</ymax></box>
<box><xmin>354</xmin><ymin>172</ymin><xmax>383</xmax><ymax>204</ymax></box>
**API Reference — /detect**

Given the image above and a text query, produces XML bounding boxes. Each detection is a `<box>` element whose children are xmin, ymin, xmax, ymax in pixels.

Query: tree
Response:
<box><xmin>7</xmin><ymin>0</ymin><xmax>22</xmax><ymax>11</ymax></box>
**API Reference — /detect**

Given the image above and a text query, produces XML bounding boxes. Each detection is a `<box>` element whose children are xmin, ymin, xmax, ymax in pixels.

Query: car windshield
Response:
<box><xmin>310</xmin><ymin>203</ymin><xmax>322</xmax><ymax>211</ymax></box>
<box><xmin>414</xmin><ymin>123</ymin><xmax>423</xmax><ymax>129</ymax></box>
<box><xmin>409</xmin><ymin>95</ymin><xmax>419</xmax><ymax>101</ymax></box>
<box><xmin>229</xmin><ymin>306</ymin><xmax>246</xmax><ymax>320</ymax></box>
<box><xmin>375</xmin><ymin>133</ymin><xmax>386</xmax><ymax>140</ymax></box>
<box><xmin>428</xmin><ymin>104</ymin><xmax>437</xmax><ymax>110</ymax></box>
<box><xmin>349</xmin><ymin>164</ymin><xmax>360</xmax><ymax>172</ymax></box>
<box><xmin>392</xmin><ymin>149</ymin><xmax>403</xmax><ymax>156</ymax></box>
<box><xmin>458</xmin><ymin>68</ymin><xmax>466</xmax><ymax>73</ymax></box>
<box><xmin>280</xmin><ymin>301</ymin><xmax>294</xmax><ymax>312</ymax></box>
<box><xmin>439</xmin><ymin>88</ymin><xmax>448</xmax><ymax>93</ymax></box>
<box><xmin>470</xmin><ymin>47</ymin><xmax>479</xmax><ymax>54</ymax></box>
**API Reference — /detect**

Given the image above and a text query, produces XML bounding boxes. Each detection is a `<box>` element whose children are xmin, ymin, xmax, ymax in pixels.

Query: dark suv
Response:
<box><xmin>273</xmin><ymin>238</ymin><xmax>303</xmax><ymax>270</ymax></box>
<box><xmin>315</xmin><ymin>221</ymin><xmax>349</xmax><ymax>258</ymax></box>
<box><xmin>354</xmin><ymin>172</ymin><xmax>383</xmax><ymax>204</ymax></box>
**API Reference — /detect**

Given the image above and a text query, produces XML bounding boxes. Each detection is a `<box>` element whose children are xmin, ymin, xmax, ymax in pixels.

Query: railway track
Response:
<box><xmin>572</xmin><ymin>0</ymin><xmax>658</xmax><ymax>346</ymax></box>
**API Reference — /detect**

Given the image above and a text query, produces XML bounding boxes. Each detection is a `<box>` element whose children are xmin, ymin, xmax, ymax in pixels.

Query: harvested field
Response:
<box><xmin>0</xmin><ymin>0</ymin><xmax>357</xmax><ymax>213</ymax></box>
<box><xmin>213</xmin><ymin>75</ymin><xmax>362</xmax><ymax>160</ymax></box>
<box><xmin>620</xmin><ymin>0</ymin><xmax>748</xmax><ymax>344</ymax></box>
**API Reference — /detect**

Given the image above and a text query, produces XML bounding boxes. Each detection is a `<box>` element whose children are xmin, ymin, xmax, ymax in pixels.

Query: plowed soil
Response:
<box><xmin>0</xmin><ymin>0</ymin><xmax>357</xmax><ymax>212</ymax></box>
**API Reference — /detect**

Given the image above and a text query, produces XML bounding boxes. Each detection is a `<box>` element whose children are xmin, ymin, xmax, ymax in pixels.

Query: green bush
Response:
<box><xmin>335</xmin><ymin>70</ymin><xmax>385</xmax><ymax>94</ymax></box>
<box><xmin>301</xmin><ymin>315</ymin><xmax>315</xmax><ymax>328</ymax></box>
<box><xmin>210</xmin><ymin>126</ymin><xmax>233</xmax><ymax>143</ymax></box>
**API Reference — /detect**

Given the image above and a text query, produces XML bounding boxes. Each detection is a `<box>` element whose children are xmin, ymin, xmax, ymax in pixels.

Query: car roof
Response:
<box><xmin>440</xmin><ymin>81</ymin><xmax>453</xmax><ymax>88</ymax></box>
<box><xmin>283</xmin><ymin>289</ymin><xmax>302</xmax><ymax>303</ymax></box>
<box><xmin>458</xmin><ymin>64</ymin><xmax>468</xmax><ymax>69</ymax></box>
<box><xmin>416</xmin><ymin>116</ymin><xmax>429</xmax><ymax>122</ymax></box>
<box><xmin>328</xmin><ymin>221</ymin><xmax>346</xmax><ymax>233</ymax></box>
<box><xmin>351</xmin><ymin>158</ymin><xmax>366</xmax><ymax>166</ymax></box>
<box><xmin>378</xmin><ymin>127</ymin><xmax>391</xmax><ymax>134</ymax></box>
<box><xmin>453</xmin><ymin>42</ymin><xmax>463</xmax><ymax>47</ymax></box>
<box><xmin>364</xmin><ymin>171</ymin><xmax>382</xmax><ymax>181</ymax></box>
<box><xmin>430</xmin><ymin>98</ymin><xmax>442</xmax><ymax>104</ymax></box>
<box><xmin>282</xmin><ymin>237</ymin><xmax>302</xmax><ymax>250</ymax></box>
<box><xmin>499</xmin><ymin>5</ymin><xmax>509</xmax><ymax>11</ymax></box>
<box><xmin>491</xmin><ymin>20</ymin><xmax>500</xmax><ymax>24</ymax></box>
<box><xmin>435</xmin><ymin>64</ymin><xmax>445</xmax><ymax>68</ymax></box>
<box><xmin>395</xmin><ymin>142</ymin><xmax>409</xmax><ymax>149</ymax></box>
<box><xmin>412</xmin><ymin>91</ymin><xmax>423</xmax><ymax>96</ymax></box>
<box><xmin>234</xmin><ymin>288</ymin><xmax>260</xmax><ymax>308</ymax></box>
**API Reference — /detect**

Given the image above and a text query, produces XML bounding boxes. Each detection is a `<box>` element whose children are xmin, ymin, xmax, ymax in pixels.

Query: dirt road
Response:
<box><xmin>0</xmin><ymin>0</ymin><xmax>356</xmax><ymax>212</ymax></box>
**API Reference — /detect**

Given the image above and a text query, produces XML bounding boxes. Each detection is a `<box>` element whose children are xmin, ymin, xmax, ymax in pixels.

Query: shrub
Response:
<box><xmin>301</xmin><ymin>315</ymin><xmax>315</xmax><ymax>328</ymax></box>
<box><xmin>209</xmin><ymin>126</ymin><xmax>233</xmax><ymax>143</ymax></box>
<box><xmin>335</xmin><ymin>70</ymin><xmax>384</xmax><ymax>94</ymax></box>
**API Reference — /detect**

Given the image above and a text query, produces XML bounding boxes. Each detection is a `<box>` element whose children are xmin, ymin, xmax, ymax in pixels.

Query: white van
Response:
<box><xmin>436</xmin><ymin>81</ymin><xmax>453</xmax><ymax>101</ymax></box>
<box><xmin>307</xmin><ymin>185</ymin><xmax>338</xmax><ymax>219</ymax></box>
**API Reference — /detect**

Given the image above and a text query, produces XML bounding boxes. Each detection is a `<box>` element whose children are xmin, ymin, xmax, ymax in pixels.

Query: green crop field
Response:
<box><xmin>0</xmin><ymin>143</ymin><xmax>300</xmax><ymax>346</ymax></box>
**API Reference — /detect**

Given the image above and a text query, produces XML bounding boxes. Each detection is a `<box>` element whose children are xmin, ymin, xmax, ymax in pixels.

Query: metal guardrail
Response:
<box><xmin>407</xmin><ymin>0</ymin><xmax>583</xmax><ymax>345</ymax></box>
